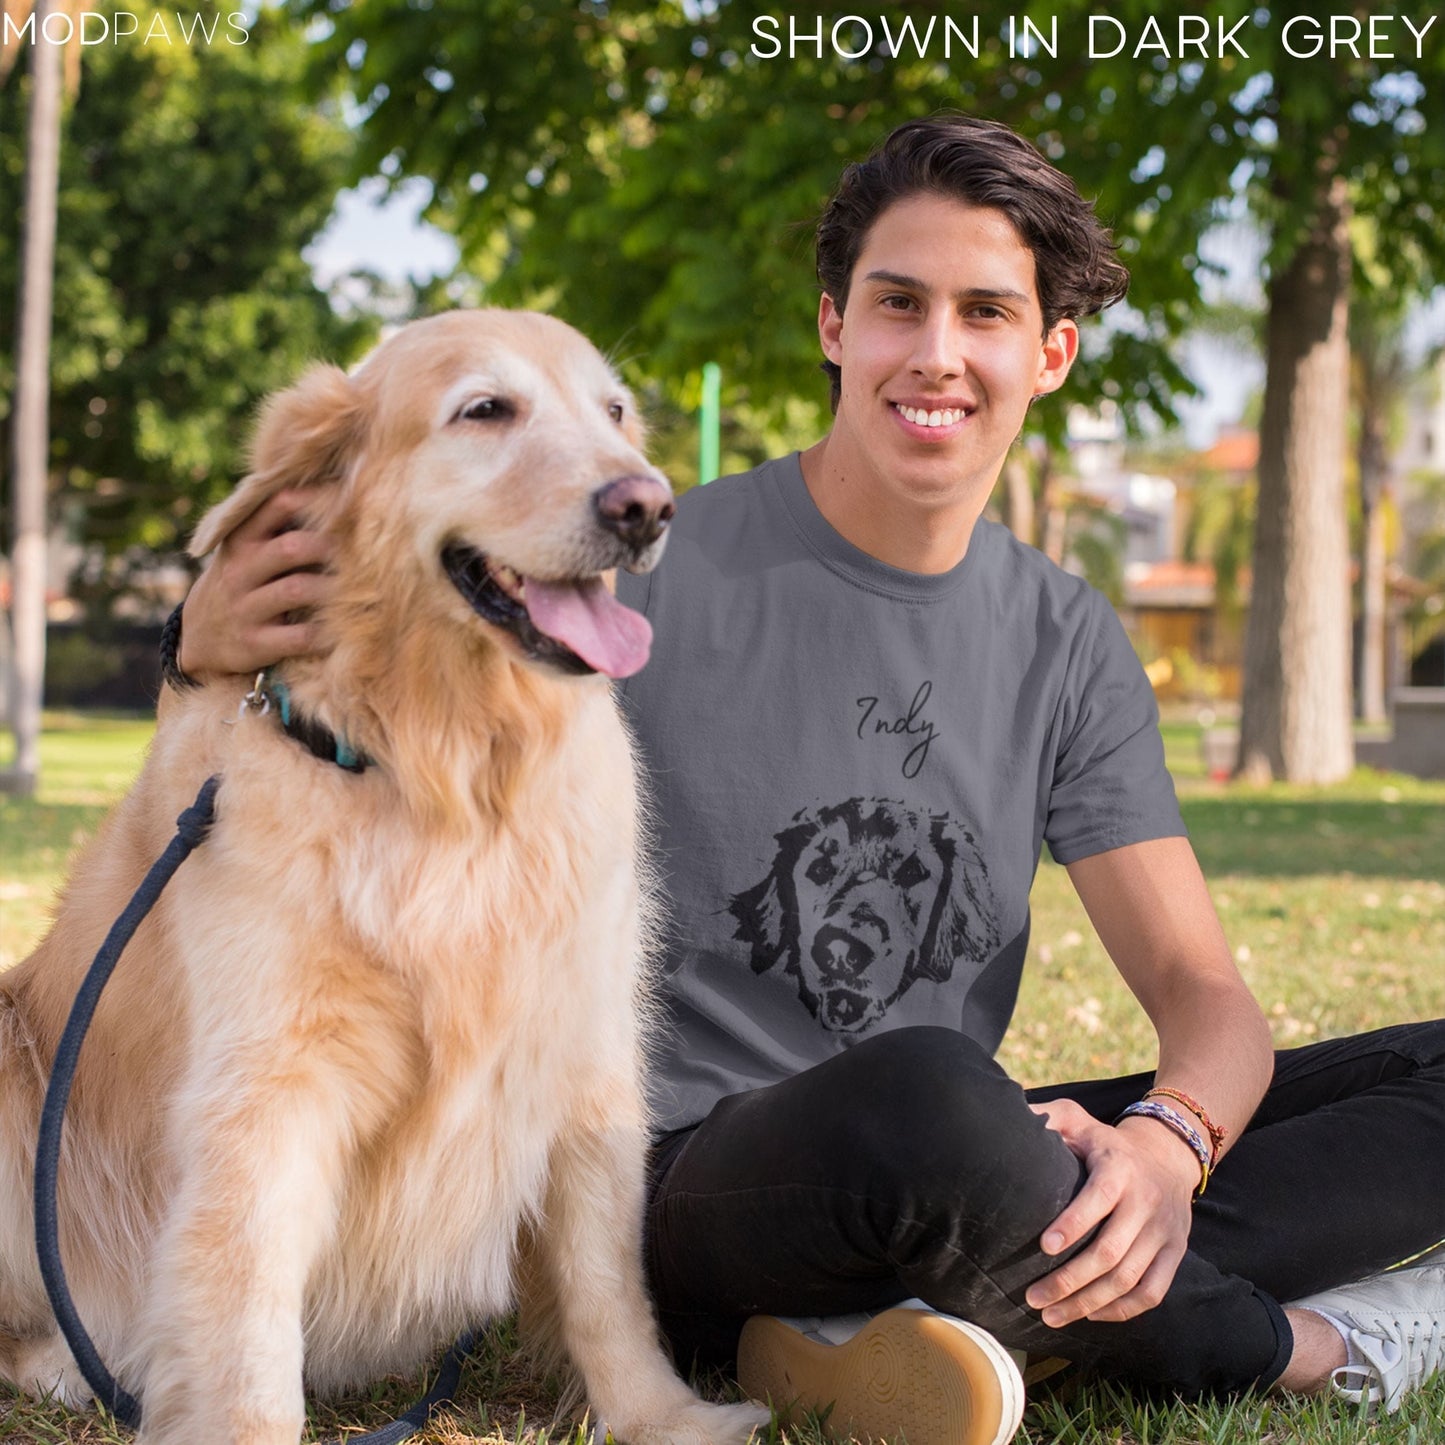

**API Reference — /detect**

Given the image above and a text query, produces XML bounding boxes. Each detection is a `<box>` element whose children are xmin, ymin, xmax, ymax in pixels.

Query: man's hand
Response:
<box><xmin>1038</xmin><ymin>838</ymin><xmax>1275</xmax><ymax>1329</ymax></box>
<box><xmin>180</xmin><ymin>489</ymin><xmax>334</xmax><ymax>678</ymax></box>
<box><xmin>1023</xmin><ymin>1098</ymin><xmax>1198</xmax><ymax>1328</ymax></box>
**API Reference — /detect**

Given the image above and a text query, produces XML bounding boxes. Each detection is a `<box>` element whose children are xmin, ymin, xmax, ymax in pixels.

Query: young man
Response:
<box><xmin>178</xmin><ymin>118</ymin><xmax>1444</xmax><ymax>1443</ymax></box>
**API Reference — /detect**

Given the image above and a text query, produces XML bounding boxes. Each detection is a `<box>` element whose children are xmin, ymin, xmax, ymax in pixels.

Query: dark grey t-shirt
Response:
<box><xmin>617</xmin><ymin>453</ymin><xmax>1184</xmax><ymax>1134</ymax></box>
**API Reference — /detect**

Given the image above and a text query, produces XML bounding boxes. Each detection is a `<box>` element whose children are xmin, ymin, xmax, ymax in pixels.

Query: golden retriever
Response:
<box><xmin>0</xmin><ymin>310</ymin><xmax>766</xmax><ymax>1445</ymax></box>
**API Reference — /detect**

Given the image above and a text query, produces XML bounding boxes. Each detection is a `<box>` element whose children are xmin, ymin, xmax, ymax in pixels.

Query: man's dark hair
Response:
<box><xmin>815</xmin><ymin>115</ymin><xmax>1130</xmax><ymax>409</ymax></box>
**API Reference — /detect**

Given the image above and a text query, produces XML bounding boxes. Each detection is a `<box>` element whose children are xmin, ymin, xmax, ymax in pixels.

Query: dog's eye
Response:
<box><xmin>805</xmin><ymin>855</ymin><xmax>837</xmax><ymax>887</ymax></box>
<box><xmin>608</xmin><ymin>402</ymin><xmax>625</xmax><ymax>425</ymax></box>
<box><xmin>457</xmin><ymin>397</ymin><xmax>514</xmax><ymax>423</ymax></box>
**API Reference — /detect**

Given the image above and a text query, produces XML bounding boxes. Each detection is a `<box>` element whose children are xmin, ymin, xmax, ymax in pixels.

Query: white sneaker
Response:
<box><xmin>737</xmin><ymin>1301</ymin><xmax>1026</xmax><ymax>1445</ymax></box>
<box><xmin>1289</xmin><ymin>1262</ymin><xmax>1445</xmax><ymax>1413</ymax></box>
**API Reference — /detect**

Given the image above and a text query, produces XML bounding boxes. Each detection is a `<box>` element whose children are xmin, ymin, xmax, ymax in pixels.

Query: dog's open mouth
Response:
<box><xmin>441</xmin><ymin>543</ymin><xmax>653</xmax><ymax>680</ymax></box>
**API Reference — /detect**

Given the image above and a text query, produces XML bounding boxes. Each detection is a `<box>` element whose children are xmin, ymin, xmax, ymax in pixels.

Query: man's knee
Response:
<box><xmin>665</xmin><ymin>1026</ymin><xmax>1084</xmax><ymax>1234</ymax></box>
<box><xmin>815</xmin><ymin>1028</ymin><xmax>1082</xmax><ymax>1218</ymax></box>
<box><xmin>839</xmin><ymin>1027</ymin><xmax>1017</xmax><ymax>1161</ymax></box>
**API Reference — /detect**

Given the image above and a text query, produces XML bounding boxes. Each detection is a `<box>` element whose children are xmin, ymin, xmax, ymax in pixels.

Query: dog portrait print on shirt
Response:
<box><xmin>727</xmin><ymin>797</ymin><xmax>1002</xmax><ymax>1033</ymax></box>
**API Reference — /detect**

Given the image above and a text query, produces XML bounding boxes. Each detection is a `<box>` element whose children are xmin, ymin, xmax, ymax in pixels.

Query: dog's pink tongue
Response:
<box><xmin>523</xmin><ymin>576</ymin><xmax>653</xmax><ymax>678</ymax></box>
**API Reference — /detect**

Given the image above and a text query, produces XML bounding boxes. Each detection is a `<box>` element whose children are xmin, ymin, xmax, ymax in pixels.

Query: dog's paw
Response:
<box><xmin>612</xmin><ymin>1397</ymin><xmax>770</xmax><ymax>1445</ymax></box>
<box><xmin>3</xmin><ymin>1332</ymin><xmax>93</xmax><ymax>1407</ymax></box>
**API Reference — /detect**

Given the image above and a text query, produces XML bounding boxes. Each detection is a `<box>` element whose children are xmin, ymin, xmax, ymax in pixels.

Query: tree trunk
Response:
<box><xmin>1237</xmin><ymin>171</ymin><xmax>1355</xmax><ymax>783</ymax></box>
<box><xmin>4</xmin><ymin>0</ymin><xmax>62</xmax><ymax>796</ymax></box>
<box><xmin>1356</xmin><ymin>417</ymin><xmax>1389</xmax><ymax>725</ymax></box>
<box><xmin>1036</xmin><ymin>449</ymin><xmax>1066</xmax><ymax>564</ymax></box>
<box><xmin>999</xmin><ymin>453</ymin><xmax>1035</xmax><ymax>547</ymax></box>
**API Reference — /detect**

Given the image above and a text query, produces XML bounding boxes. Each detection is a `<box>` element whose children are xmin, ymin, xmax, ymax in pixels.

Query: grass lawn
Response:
<box><xmin>2</xmin><ymin>712</ymin><xmax>1442</xmax><ymax>1444</ymax></box>
<box><xmin>1005</xmin><ymin>721</ymin><xmax>1445</xmax><ymax>1088</ymax></box>
<box><xmin>0</xmin><ymin>713</ymin><xmax>158</xmax><ymax>973</ymax></box>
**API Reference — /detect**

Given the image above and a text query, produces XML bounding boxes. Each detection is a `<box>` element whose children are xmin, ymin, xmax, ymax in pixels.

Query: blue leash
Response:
<box><xmin>34</xmin><ymin>773</ymin><xmax>475</xmax><ymax>1442</ymax></box>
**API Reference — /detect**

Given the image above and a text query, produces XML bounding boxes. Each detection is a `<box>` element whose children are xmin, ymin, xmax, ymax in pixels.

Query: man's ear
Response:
<box><xmin>190</xmin><ymin>365</ymin><xmax>364</xmax><ymax>558</ymax></box>
<box><xmin>818</xmin><ymin>292</ymin><xmax>846</xmax><ymax>367</ymax></box>
<box><xmin>1032</xmin><ymin>318</ymin><xmax>1080</xmax><ymax>400</ymax></box>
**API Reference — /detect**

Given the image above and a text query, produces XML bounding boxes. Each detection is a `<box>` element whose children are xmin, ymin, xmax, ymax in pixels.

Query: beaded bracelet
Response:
<box><xmin>1144</xmin><ymin>1086</ymin><xmax>1227</xmax><ymax>1162</ymax></box>
<box><xmin>159</xmin><ymin>601</ymin><xmax>200</xmax><ymax>692</ymax></box>
<box><xmin>1115</xmin><ymin>1100</ymin><xmax>1212</xmax><ymax>1198</ymax></box>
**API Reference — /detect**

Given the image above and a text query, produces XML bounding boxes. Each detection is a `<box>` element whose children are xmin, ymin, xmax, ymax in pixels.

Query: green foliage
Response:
<box><xmin>42</xmin><ymin>628</ymin><xmax>126</xmax><ymax>696</ymax></box>
<box><xmin>288</xmin><ymin>1</ymin><xmax>1445</xmax><ymax>462</ymax></box>
<box><xmin>0</xmin><ymin>3</ymin><xmax>373</xmax><ymax>572</ymax></box>
<box><xmin>1184</xmin><ymin>472</ymin><xmax>1254</xmax><ymax>612</ymax></box>
<box><xmin>291</xmin><ymin>0</ymin><xmax>1208</xmax><ymax>437</ymax></box>
<box><xmin>8</xmin><ymin>2</ymin><xmax>1443</xmax><ymax>571</ymax></box>
<box><xmin>1164</xmin><ymin>645</ymin><xmax>1227</xmax><ymax>702</ymax></box>
<box><xmin>1063</xmin><ymin>504</ymin><xmax>1126</xmax><ymax>604</ymax></box>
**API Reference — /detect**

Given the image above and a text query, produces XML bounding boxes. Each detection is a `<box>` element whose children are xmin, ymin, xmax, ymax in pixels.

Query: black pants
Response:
<box><xmin>644</xmin><ymin>1020</ymin><xmax>1445</xmax><ymax>1397</ymax></box>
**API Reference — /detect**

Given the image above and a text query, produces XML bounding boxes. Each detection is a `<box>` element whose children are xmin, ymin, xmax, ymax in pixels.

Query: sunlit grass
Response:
<box><xmin>0</xmin><ymin>713</ymin><xmax>155</xmax><ymax>971</ymax></box>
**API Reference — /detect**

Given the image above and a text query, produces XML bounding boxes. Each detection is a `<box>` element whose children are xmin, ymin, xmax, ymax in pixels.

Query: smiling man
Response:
<box><xmin>177</xmin><ymin>116</ymin><xmax>1445</xmax><ymax>1444</ymax></box>
<box><xmin>808</xmin><ymin>192</ymin><xmax>1075</xmax><ymax>567</ymax></box>
<box><xmin>608</xmin><ymin>117</ymin><xmax>1445</xmax><ymax>1444</ymax></box>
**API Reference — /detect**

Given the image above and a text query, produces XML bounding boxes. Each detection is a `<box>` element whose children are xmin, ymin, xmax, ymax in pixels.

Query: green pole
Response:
<box><xmin>699</xmin><ymin>362</ymin><xmax>721</xmax><ymax>485</ymax></box>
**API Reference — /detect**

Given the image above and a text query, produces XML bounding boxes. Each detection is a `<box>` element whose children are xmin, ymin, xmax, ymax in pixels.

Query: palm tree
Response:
<box><xmin>3</xmin><ymin>0</ymin><xmax>76</xmax><ymax>793</ymax></box>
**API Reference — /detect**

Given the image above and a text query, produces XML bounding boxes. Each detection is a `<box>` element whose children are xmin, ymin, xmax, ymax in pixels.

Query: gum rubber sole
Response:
<box><xmin>737</xmin><ymin>1307</ymin><xmax>1026</xmax><ymax>1445</ymax></box>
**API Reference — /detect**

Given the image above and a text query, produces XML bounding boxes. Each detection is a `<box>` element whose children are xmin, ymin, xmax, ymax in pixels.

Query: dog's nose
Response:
<box><xmin>593</xmin><ymin>476</ymin><xmax>675</xmax><ymax>549</ymax></box>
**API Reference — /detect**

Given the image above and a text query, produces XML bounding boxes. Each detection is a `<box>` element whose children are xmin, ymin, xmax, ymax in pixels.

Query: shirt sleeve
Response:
<box><xmin>1044</xmin><ymin>591</ymin><xmax>1186</xmax><ymax>864</ymax></box>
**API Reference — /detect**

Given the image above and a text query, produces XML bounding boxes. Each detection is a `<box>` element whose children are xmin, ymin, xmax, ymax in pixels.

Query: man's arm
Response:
<box><xmin>1023</xmin><ymin>834</ymin><xmax>1274</xmax><ymax>1327</ymax></box>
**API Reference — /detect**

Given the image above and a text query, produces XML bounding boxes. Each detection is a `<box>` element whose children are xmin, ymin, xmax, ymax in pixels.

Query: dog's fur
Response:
<box><xmin>0</xmin><ymin>311</ymin><xmax>764</xmax><ymax>1445</ymax></box>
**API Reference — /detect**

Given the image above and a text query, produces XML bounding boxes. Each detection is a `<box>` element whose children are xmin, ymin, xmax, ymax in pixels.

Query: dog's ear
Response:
<box><xmin>914</xmin><ymin>818</ymin><xmax>1002</xmax><ymax>980</ymax></box>
<box><xmin>190</xmin><ymin>364</ymin><xmax>363</xmax><ymax>558</ymax></box>
<box><xmin>728</xmin><ymin>872</ymin><xmax>790</xmax><ymax>974</ymax></box>
<box><xmin>728</xmin><ymin>816</ymin><xmax>818</xmax><ymax>973</ymax></box>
